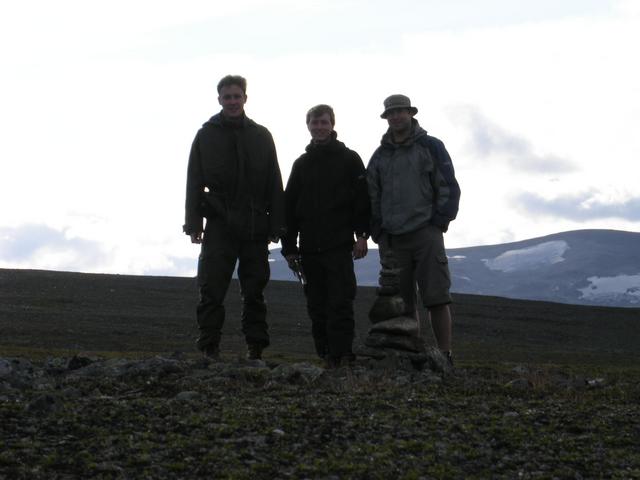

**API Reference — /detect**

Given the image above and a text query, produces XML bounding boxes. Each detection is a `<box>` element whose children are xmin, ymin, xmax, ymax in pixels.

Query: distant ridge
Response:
<box><xmin>269</xmin><ymin>229</ymin><xmax>640</xmax><ymax>308</ymax></box>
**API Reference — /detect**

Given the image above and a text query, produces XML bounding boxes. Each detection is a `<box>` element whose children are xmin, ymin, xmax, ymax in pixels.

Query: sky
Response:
<box><xmin>1</xmin><ymin>0</ymin><xmax>639</xmax><ymax>277</ymax></box>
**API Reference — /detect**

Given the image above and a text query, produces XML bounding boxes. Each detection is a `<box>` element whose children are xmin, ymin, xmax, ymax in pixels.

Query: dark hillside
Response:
<box><xmin>1</xmin><ymin>268</ymin><xmax>638</xmax><ymax>365</ymax></box>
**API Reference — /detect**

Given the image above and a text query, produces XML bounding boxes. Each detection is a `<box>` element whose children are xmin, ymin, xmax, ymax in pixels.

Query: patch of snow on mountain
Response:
<box><xmin>578</xmin><ymin>274</ymin><xmax>640</xmax><ymax>304</ymax></box>
<box><xmin>449</xmin><ymin>255</ymin><xmax>466</xmax><ymax>260</ymax></box>
<box><xmin>482</xmin><ymin>241</ymin><xmax>569</xmax><ymax>273</ymax></box>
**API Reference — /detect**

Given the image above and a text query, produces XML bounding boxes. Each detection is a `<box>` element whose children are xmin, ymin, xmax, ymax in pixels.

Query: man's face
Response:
<box><xmin>385</xmin><ymin>108</ymin><xmax>413</xmax><ymax>135</ymax></box>
<box><xmin>307</xmin><ymin>112</ymin><xmax>333</xmax><ymax>143</ymax></box>
<box><xmin>218</xmin><ymin>84</ymin><xmax>247</xmax><ymax>118</ymax></box>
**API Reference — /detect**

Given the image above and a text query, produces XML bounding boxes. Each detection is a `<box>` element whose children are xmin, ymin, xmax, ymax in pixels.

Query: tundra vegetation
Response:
<box><xmin>1</xmin><ymin>269</ymin><xmax>639</xmax><ymax>479</ymax></box>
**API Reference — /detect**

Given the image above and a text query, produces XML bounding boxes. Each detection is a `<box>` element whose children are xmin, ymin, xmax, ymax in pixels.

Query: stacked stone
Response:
<box><xmin>356</xmin><ymin>249</ymin><xmax>430</xmax><ymax>370</ymax></box>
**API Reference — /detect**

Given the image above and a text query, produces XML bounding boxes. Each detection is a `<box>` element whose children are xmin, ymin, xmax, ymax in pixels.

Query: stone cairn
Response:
<box><xmin>356</xmin><ymin>249</ymin><xmax>448</xmax><ymax>372</ymax></box>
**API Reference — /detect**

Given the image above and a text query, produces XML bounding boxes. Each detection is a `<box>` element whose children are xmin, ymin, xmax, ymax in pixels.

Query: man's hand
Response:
<box><xmin>190</xmin><ymin>232</ymin><xmax>203</xmax><ymax>244</ymax></box>
<box><xmin>353</xmin><ymin>237</ymin><xmax>368</xmax><ymax>259</ymax></box>
<box><xmin>285</xmin><ymin>253</ymin><xmax>306</xmax><ymax>285</ymax></box>
<box><xmin>285</xmin><ymin>254</ymin><xmax>300</xmax><ymax>269</ymax></box>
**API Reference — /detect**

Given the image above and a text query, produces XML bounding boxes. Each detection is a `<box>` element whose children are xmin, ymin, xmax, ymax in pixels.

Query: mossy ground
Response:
<box><xmin>2</xmin><ymin>357</ymin><xmax>639</xmax><ymax>479</ymax></box>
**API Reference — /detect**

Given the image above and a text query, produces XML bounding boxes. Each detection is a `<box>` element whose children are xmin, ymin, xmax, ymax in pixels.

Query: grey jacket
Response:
<box><xmin>367</xmin><ymin>120</ymin><xmax>460</xmax><ymax>242</ymax></box>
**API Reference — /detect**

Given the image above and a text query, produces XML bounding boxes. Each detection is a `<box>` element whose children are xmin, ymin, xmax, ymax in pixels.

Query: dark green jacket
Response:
<box><xmin>183</xmin><ymin>113</ymin><xmax>285</xmax><ymax>240</ymax></box>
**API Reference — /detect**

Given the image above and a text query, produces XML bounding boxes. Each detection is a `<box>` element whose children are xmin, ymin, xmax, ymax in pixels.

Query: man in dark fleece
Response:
<box><xmin>367</xmin><ymin>94</ymin><xmax>461</xmax><ymax>366</ymax></box>
<box><xmin>281</xmin><ymin>104</ymin><xmax>370</xmax><ymax>368</ymax></box>
<box><xmin>183</xmin><ymin>75</ymin><xmax>285</xmax><ymax>361</ymax></box>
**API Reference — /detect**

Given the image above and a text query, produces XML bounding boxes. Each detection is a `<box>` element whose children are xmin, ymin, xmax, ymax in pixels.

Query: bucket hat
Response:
<box><xmin>380</xmin><ymin>94</ymin><xmax>418</xmax><ymax>118</ymax></box>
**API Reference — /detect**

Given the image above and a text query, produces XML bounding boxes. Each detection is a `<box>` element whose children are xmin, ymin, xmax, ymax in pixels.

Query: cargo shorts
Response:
<box><xmin>379</xmin><ymin>224</ymin><xmax>452</xmax><ymax>310</ymax></box>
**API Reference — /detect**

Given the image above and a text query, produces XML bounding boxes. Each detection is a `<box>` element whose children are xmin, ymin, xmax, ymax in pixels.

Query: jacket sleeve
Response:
<box><xmin>350</xmin><ymin>151</ymin><xmax>371</xmax><ymax>238</ymax></box>
<box><xmin>366</xmin><ymin>151</ymin><xmax>383</xmax><ymax>243</ymax></box>
<box><xmin>280</xmin><ymin>161</ymin><xmax>301</xmax><ymax>256</ymax></box>
<box><xmin>183</xmin><ymin>132</ymin><xmax>205</xmax><ymax>235</ymax></box>
<box><xmin>265</xmin><ymin>131</ymin><xmax>286</xmax><ymax>239</ymax></box>
<box><xmin>428</xmin><ymin>138</ymin><xmax>460</xmax><ymax>232</ymax></box>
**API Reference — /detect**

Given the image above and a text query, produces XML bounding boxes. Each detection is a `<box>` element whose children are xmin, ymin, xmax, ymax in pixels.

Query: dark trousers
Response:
<box><xmin>302</xmin><ymin>247</ymin><xmax>356</xmax><ymax>359</ymax></box>
<box><xmin>196</xmin><ymin>221</ymin><xmax>270</xmax><ymax>351</ymax></box>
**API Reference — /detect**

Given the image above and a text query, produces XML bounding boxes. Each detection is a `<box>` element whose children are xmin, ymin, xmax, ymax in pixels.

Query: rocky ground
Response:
<box><xmin>1</xmin><ymin>268</ymin><xmax>640</xmax><ymax>478</ymax></box>
<box><xmin>1</xmin><ymin>353</ymin><xmax>639</xmax><ymax>479</ymax></box>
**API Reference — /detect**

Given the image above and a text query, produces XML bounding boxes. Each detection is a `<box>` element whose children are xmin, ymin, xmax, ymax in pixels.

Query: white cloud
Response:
<box><xmin>514</xmin><ymin>190</ymin><xmax>640</xmax><ymax>222</ymax></box>
<box><xmin>1</xmin><ymin>2</ymin><xmax>639</xmax><ymax>274</ymax></box>
<box><xmin>449</xmin><ymin>105</ymin><xmax>576</xmax><ymax>173</ymax></box>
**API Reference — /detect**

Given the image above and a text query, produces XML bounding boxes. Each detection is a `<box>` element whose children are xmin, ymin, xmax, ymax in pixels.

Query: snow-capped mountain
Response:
<box><xmin>269</xmin><ymin>230</ymin><xmax>640</xmax><ymax>308</ymax></box>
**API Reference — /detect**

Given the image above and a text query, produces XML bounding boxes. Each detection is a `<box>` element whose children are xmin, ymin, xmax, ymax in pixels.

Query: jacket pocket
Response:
<box><xmin>203</xmin><ymin>191</ymin><xmax>227</xmax><ymax>219</ymax></box>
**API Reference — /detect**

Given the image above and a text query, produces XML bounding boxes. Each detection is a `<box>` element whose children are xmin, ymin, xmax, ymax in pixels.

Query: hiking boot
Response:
<box><xmin>246</xmin><ymin>344</ymin><xmax>263</xmax><ymax>360</ymax></box>
<box><xmin>324</xmin><ymin>356</ymin><xmax>340</xmax><ymax>370</ymax></box>
<box><xmin>202</xmin><ymin>345</ymin><xmax>221</xmax><ymax>362</ymax></box>
<box><xmin>444</xmin><ymin>351</ymin><xmax>454</xmax><ymax>368</ymax></box>
<box><xmin>339</xmin><ymin>354</ymin><xmax>356</xmax><ymax>368</ymax></box>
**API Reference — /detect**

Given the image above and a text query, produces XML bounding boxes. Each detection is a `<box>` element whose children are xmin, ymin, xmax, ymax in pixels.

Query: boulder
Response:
<box><xmin>370</xmin><ymin>317</ymin><xmax>419</xmax><ymax>337</ymax></box>
<box><xmin>376</xmin><ymin>285</ymin><xmax>400</xmax><ymax>296</ymax></box>
<box><xmin>369</xmin><ymin>296</ymin><xmax>406</xmax><ymax>323</ymax></box>
<box><xmin>364</xmin><ymin>332</ymin><xmax>425</xmax><ymax>353</ymax></box>
<box><xmin>26</xmin><ymin>394</ymin><xmax>62</xmax><ymax>413</ymax></box>
<box><xmin>67</xmin><ymin>353</ymin><xmax>101</xmax><ymax>371</ymax></box>
<box><xmin>270</xmin><ymin>362</ymin><xmax>324</xmax><ymax>384</ymax></box>
<box><xmin>0</xmin><ymin>359</ymin><xmax>11</xmax><ymax>378</ymax></box>
<box><xmin>174</xmin><ymin>391</ymin><xmax>202</xmax><ymax>402</ymax></box>
<box><xmin>378</xmin><ymin>275</ymin><xmax>400</xmax><ymax>288</ymax></box>
<box><xmin>355</xmin><ymin>345</ymin><xmax>453</xmax><ymax>374</ymax></box>
<box><xmin>379</xmin><ymin>250</ymin><xmax>399</xmax><ymax>269</ymax></box>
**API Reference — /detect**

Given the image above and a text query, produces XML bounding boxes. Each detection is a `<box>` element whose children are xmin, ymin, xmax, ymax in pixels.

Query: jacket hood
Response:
<box><xmin>380</xmin><ymin>119</ymin><xmax>428</xmax><ymax>148</ymax></box>
<box><xmin>305</xmin><ymin>130</ymin><xmax>346</xmax><ymax>153</ymax></box>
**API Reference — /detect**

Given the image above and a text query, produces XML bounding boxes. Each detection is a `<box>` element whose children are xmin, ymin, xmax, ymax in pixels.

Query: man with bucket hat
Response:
<box><xmin>367</xmin><ymin>94</ymin><xmax>461</xmax><ymax>365</ymax></box>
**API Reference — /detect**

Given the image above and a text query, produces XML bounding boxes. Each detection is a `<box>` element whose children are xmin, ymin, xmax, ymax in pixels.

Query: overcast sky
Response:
<box><xmin>1</xmin><ymin>0</ymin><xmax>639</xmax><ymax>276</ymax></box>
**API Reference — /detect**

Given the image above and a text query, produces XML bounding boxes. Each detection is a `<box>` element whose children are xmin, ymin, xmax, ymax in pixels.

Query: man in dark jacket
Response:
<box><xmin>184</xmin><ymin>75</ymin><xmax>285</xmax><ymax>361</ymax></box>
<box><xmin>367</xmin><ymin>94</ymin><xmax>461</xmax><ymax>365</ymax></box>
<box><xmin>281</xmin><ymin>104</ymin><xmax>370</xmax><ymax>368</ymax></box>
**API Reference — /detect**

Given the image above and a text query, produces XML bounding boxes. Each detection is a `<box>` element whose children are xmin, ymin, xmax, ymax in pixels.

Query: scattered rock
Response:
<box><xmin>26</xmin><ymin>394</ymin><xmax>62</xmax><ymax>413</ymax></box>
<box><xmin>512</xmin><ymin>365</ymin><xmax>530</xmax><ymax>375</ymax></box>
<box><xmin>290</xmin><ymin>362</ymin><xmax>324</xmax><ymax>382</ymax></box>
<box><xmin>170</xmin><ymin>350</ymin><xmax>187</xmax><ymax>360</ymax></box>
<box><xmin>269</xmin><ymin>363</ymin><xmax>296</xmax><ymax>380</ymax></box>
<box><xmin>44</xmin><ymin>356</ymin><xmax>68</xmax><ymax>374</ymax></box>
<box><xmin>238</xmin><ymin>358</ymin><xmax>267</xmax><ymax>369</ymax></box>
<box><xmin>94</xmin><ymin>462</ymin><xmax>124</xmax><ymax>474</ymax></box>
<box><xmin>67</xmin><ymin>353</ymin><xmax>100</xmax><ymax>371</ymax></box>
<box><xmin>587</xmin><ymin>377</ymin><xmax>606</xmax><ymax>388</ymax></box>
<box><xmin>67</xmin><ymin>356</ymin><xmax>183</xmax><ymax>380</ymax></box>
<box><xmin>269</xmin><ymin>362</ymin><xmax>325</xmax><ymax>384</ymax></box>
<box><xmin>372</xmin><ymin>352</ymin><xmax>414</xmax><ymax>372</ymax></box>
<box><xmin>421</xmin><ymin>347</ymin><xmax>454</xmax><ymax>374</ymax></box>
<box><xmin>60</xmin><ymin>386</ymin><xmax>82</xmax><ymax>398</ymax></box>
<box><xmin>174</xmin><ymin>391</ymin><xmax>201</xmax><ymax>402</ymax></box>
<box><xmin>365</xmin><ymin>332</ymin><xmax>425</xmax><ymax>353</ymax></box>
<box><xmin>0</xmin><ymin>381</ymin><xmax>16</xmax><ymax>396</ymax></box>
<box><xmin>505</xmin><ymin>378</ymin><xmax>532</xmax><ymax>389</ymax></box>
<box><xmin>0</xmin><ymin>358</ymin><xmax>11</xmax><ymax>378</ymax></box>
